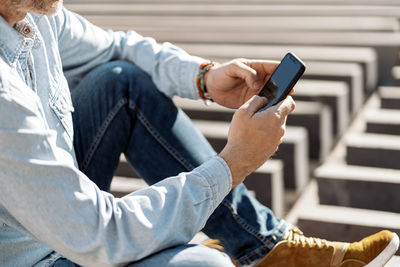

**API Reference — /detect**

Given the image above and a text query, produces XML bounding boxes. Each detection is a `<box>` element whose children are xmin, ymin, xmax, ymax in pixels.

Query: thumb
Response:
<box><xmin>270</xmin><ymin>96</ymin><xmax>296</xmax><ymax>117</ymax></box>
<box><xmin>231</xmin><ymin>60</ymin><xmax>261</xmax><ymax>90</ymax></box>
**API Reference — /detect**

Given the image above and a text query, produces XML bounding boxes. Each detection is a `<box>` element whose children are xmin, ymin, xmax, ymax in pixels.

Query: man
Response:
<box><xmin>0</xmin><ymin>0</ymin><xmax>398</xmax><ymax>266</ymax></box>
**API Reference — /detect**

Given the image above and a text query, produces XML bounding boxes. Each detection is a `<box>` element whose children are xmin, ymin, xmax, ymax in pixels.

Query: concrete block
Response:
<box><xmin>315</xmin><ymin>164</ymin><xmax>400</xmax><ymax>213</ymax></box>
<box><xmin>82</xmin><ymin>15</ymin><xmax>400</xmax><ymax>33</ymax></box>
<box><xmin>65</xmin><ymin>3</ymin><xmax>400</xmax><ymax>17</ymax></box>
<box><xmin>178</xmin><ymin>43</ymin><xmax>377</xmax><ymax>92</ymax></box>
<box><xmin>115</xmin><ymin>154</ymin><xmax>139</xmax><ymax>178</ymax></box>
<box><xmin>173</xmin><ymin>97</ymin><xmax>234</xmax><ymax>123</ymax></box>
<box><xmin>345</xmin><ymin>133</ymin><xmax>400</xmax><ymax>169</ymax></box>
<box><xmin>274</xmin><ymin>126</ymin><xmax>309</xmax><ymax>191</ymax></box>
<box><xmin>244</xmin><ymin>160</ymin><xmax>285</xmax><ymax>218</ymax></box>
<box><xmin>379</xmin><ymin>86</ymin><xmax>400</xmax><ymax>110</ymax></box>
<box><xmin>193</xmin><ymin>120</ymin><xmax>309</xmax><ymax>191</ymax></box>
<box><xmin>286</xmin><ymin>181</ymin><xmax>400</xmax><ymax>256</ymax></box>
<box><xmin>392</xmin><ymin>66</ymin><xmax>400</xmax><ymax>85</ymax></box>
<box><xmin>302</xmin><ymin>61</ymin><xmax>363</xmax><ymax>113</ymax></box>
<box><xmin>67</xmin><ymin>0</ymin><xmax>400</xmax><ymax>5</ymax></box>
<box><xmin>130</xmin><ymin>29</ymin><xmax>399</xmax><ymax>86</ymax></box>
<box><xmin>288</xmin><ymin>101</ymin><xmax>333</xmax><ymax>161</ymax></box>
<box><xmin>296</xmin><ymin>80</ymin><xmax>349</xmax><ymax>136</ymax></box>
<box><xmin>365</xmin><ymin>109</ymin><xmax>400</xmax><ymax>135</ymax></box>
<box><xmin>64</xmin><ymin>0</ymin><xmax>400</xmax><ymax>6</ymax></box>
<box><xmin>175</xmin><ymin>98</ymin><xmax>332</xmax><ymax>161</ymax></box>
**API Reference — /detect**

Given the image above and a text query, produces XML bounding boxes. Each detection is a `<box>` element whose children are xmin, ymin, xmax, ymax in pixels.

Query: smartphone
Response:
<box><xmin>258</xmin><ymin>52</ymin><xmax>306</xmax><ymax>110</ymax></box>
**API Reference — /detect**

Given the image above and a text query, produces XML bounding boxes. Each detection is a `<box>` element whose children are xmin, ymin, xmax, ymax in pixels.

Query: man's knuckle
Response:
<box><xmin>237</xmin><ymin>107</ymin><xmax>249</xmax><ymax>117</ymax></box>
<box><xmin>289</xmin><ymin>101</ymin><xmax>296</xmax><ymax>112</ymax></box>
<box><xmin>279</xmin><ymin>127</ymin><xmax>286</xmax><ymax>136</ymax></box>
<box><xmin>269</xmin><ymin>113</ymin><xmax>282</xmax><ymax>126</ymax></box>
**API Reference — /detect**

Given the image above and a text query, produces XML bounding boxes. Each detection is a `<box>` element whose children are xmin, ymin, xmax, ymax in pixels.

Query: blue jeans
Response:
<box><xmin>52</xmin><ymin>60</ymin><xmax>288</xmax><ymax>266</ymax></box>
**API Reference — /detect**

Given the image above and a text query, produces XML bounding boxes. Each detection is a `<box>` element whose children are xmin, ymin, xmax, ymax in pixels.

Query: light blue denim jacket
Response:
<box><xmin>0</xmin><ymin>8</ymin><xmax>232</xmax><ymax>267</ymax></box>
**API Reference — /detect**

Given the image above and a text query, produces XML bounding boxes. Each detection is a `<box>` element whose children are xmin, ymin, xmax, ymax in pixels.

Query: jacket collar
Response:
<box><xmin>0</xmin><ymin>15</ymin><xmax>36</xmax><ymax>66</ymax></box>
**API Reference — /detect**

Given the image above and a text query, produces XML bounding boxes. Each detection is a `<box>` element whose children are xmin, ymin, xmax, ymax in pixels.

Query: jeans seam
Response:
<box><xmin>220</xmin><ymin>200</ymin><xmax>287</xmax><ymax>264</ymax></box>
<box><xmin>221</xmin><ymin>199</ymin><xmax>274</xmax><ymax>244</ymax></box>
<box><xmin>236</xmin><ymin>221</ymin><xmax>288</xmax><ymax>265</ymax></box>
<box><xmin>129</xmin><ymin>101</ymin><xmax>195</xmax><ymax>172</ymax></box>
<box><xmin>80</xmin><ymin>98</ymin><xmax>129</xmax><ymax>172</ymax></box>
<box><xmin>236</xmin><ymin>244</ymin><xmax>270</xmax><ymax>266</ymax></box>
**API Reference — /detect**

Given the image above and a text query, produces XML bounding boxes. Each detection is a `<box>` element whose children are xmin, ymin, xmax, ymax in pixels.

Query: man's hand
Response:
<box><xmin>219</xmin><ymin>95</ymin><xmax>296</xmax><ymax>188</ymax></box>
<box><xmin>205</xmin><ymin>59</ymin><xmax>279</xmax><ymax>109</ymax></box>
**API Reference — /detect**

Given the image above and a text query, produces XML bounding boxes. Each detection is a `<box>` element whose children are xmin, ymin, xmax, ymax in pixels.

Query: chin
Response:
<box><xmin>35</xmin><ymin>0</ymin><xmax>63</xmax><ymax>15</ymax></box>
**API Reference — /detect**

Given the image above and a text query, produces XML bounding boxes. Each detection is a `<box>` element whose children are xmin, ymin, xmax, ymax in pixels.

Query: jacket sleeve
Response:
<box><xmin>55</xmin><ymin>7</ymin><xmax>204</xmax><ymax>100</ymax></box>
<box><xmin>0</xmin><ymin>61</ymin><xmax>232</xmax><ymax>266</ymax></box>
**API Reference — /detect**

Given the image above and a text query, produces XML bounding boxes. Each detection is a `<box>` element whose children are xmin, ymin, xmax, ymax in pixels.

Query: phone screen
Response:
<box><xmin>259</xmin><ymin>53</ymin><xmax>305</xmax><ymax>108</ymax></box>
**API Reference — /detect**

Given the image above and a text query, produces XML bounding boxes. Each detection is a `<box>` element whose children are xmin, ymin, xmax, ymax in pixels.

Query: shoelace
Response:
<box><xmin>286</xmin><ymin>227</ymin><xmax>330</xmax><ymax>249</ymax></box>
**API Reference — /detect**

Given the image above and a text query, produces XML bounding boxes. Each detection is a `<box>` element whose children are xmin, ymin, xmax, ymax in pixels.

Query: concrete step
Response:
<box><xmin>295</xmin><ymin>80</ymin><xmax>349</xmax><ymax>136</ymax></box>
<box><xmin>132</xmin><ymin>29</ymin><xmax>399</xmax><ymax>86</ymax></box>
<box><xmin>286</xmin><ymin>180</ymin><xmax>400</xmax><ymax>256</ymax></box>
<box><xmin>243</xmin><ymin>160</ymin><xmax>285</xmax><ymax>217</ymax></box>
<box><xmin>392</xmin><ymin>66</ymin><xmax>400</xmax><ymax>85</ymax></box>
<box><xmin>177</xmin><ymin>43</ymin><xmax>376</xmax><ymax>92</ymax></box>
<box><xmin>302</xmin><ymin>61</ymin><xmax>363</xmax><ymax>113</ymax></box>
<box><xmin>315</xmin><ymin>164</ymin><xmax>400</xmax><ymax>213</ymax></box>
<box><xmin>112</xmin><ymin>156</ymin><xmax>286</xmax><ymax>217</ymax></box>
<box><xmin>345</xmin><ymin>133</ymin><xmax>400</xmax><ymax>169</ymax></box>
<box><xmin>68</xmin><ymin>0</ymin><xmax>400</xmax><ymax>6</ymax></box>
<box><xmin>82</xmin><ymin>15</ymin><xmax>400</xmax><ymax>33</ymax></box>
<box><xmin>287</xmin><ymin>101</ymin><xmax>333</xmax><ymax>161</ymax></box>
<box><xmin>365</xmin><ymin>108</ymin><xmax>400</xmax><ymax>135</ymax></box>
<box><xmin>174</xmin><ymin>98</ymin><xmax>332</xmax><ymax>161</ymax></box>
<box><xmin>379</xmin><ymin>86</ymin><xmax>400</xmax><ymax>110</ymax></box>
<box><xmin>65</xmin><ymin>7</ymin><xmax>394</xmax><ymax>85</ymax></box>
<box><xmin>115</xmin><ymin>154</ymin><xmax>139</xmax><ymax>178</ymax></box>
<box><xmin>192</xmin><ymin>120</ymin><xmax>309</xmax><ymax>191</ymax></box>
<box><xmin>65</xmin><ymin>3</ymin><xmax>400</xmax><ymax>17</ymax></box>
<box><xmin>207</xmin><ymin>58</ymin><xmax>364</xmax><ymax>114</ymax></box>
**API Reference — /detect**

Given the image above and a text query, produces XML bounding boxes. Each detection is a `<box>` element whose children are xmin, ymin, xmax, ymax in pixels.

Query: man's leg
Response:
<box><xmin>70</xmin><ymin>60</ymin><xmax>288</xmax><ymax>266</ymax></box>
<box><xmin>131</xmin><ymin>245</ymin><xmax>234</xmax><ymax>267</ymax></box>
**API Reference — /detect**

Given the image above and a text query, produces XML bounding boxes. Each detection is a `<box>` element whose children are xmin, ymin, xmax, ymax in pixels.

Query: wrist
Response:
<box><xmin>196</xmin><ymin>61</ymin><xmax>215</xmax><ymax>105</ymax></box>
<box><xmin>219</xmin><ymin>146</ymin><xmax>251</xmax><ymax>188</ymax></box>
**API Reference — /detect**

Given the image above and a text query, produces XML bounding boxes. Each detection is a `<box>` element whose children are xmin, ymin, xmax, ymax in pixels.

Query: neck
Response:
<box><xmin>0</xmin><ymin>1</ymin><xmax>27</xmax><ymax>26</ymax></box>
<box><xmin>1</xmin><ymin>12</ymin><xmax>26</xmax><ymax>26</ymax></box>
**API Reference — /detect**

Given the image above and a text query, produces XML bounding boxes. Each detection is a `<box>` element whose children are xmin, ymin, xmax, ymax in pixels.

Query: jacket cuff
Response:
<box><xmin>179</xmin><ymin>55</ymin><xmax>206</xmax><ymax>100</ymax></box>
<box><xmin>197</xmin><ymin>156</ymin><xmax>232</xmax><ymax>211</ymax></box>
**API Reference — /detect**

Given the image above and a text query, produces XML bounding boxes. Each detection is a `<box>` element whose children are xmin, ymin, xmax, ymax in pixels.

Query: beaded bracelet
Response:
<box><xmin>196</xmin><ymin>61</ymin><xmax>215</xmax><ymax>105</ymax></box>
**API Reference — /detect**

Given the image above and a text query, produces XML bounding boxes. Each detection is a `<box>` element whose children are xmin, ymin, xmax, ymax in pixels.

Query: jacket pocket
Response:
<box><xmin>49</xmin><ymin>76</ymin><xmax>75</xmax><ymax>139</ymax></box>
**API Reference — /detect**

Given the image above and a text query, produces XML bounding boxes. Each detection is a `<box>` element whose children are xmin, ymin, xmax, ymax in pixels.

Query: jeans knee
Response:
<box><xmin>107</xmin><ymin>60</ymin><xmax>151</xmax><ymax>83</ymax></box>
<box><xmin>132</xmin><ymin>245</ymin><xmax>234</xmax><ymax>267</ymax></box>
<box><xmin>185</xmin><ymin>246</ymin><xmax>234</xmax><ymax>267</ymax></box>
<box><xmin>88</xmin><ymin>60</ymin><xmax>153</xmax><ymax>95</ymax></box>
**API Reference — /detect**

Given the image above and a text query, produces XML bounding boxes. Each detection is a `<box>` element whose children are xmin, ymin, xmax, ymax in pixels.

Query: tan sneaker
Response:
<box><xmin>257</xmin><ymin>227</ymin><xmax>399</xmax><ymax>267</ymax></box>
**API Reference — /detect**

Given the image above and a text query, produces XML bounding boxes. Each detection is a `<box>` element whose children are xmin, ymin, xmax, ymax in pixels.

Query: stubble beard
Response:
<box><xmin>33</xmin><ymin>0</ymin><xmax>63</xmax><ymax>15</ymax></box>
<box><xmin>11</xmin><ymin>0</ymin><xmax>63</xmax><ymax>15</ymax></box>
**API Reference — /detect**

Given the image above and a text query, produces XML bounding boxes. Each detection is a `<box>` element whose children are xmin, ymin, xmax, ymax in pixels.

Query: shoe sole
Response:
<box><xmin>365</xmin><ymin>232</ymin><xmax>399</xmax><ymax>267</ymax></box>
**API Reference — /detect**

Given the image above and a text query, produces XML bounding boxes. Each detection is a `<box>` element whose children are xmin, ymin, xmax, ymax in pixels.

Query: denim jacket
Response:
<box><xmin>0</xmin><ymin>8</ymin><xmax>231</xmax><ymax>267</ymax></box>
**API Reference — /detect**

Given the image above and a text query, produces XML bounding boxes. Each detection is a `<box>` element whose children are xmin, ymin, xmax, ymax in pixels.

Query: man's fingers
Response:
<box><xmin>230</xmin><ymin>60</ymin><xmax>260</xmax><ymax>90</ymax></box>
<box><xmin>242</xmin><ymin>95</ymin><xmax>268</xmax><ymax>115</ymax></box>
<box><xmin>272</xmin><ymin>96</ymin><xmax>296</xmax><ymax>117</ymax></box>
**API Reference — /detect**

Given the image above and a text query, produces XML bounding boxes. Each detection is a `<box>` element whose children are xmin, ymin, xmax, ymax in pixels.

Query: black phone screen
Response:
<box><xmin>259</xmin><ymin>53</ymin><xmax>305</xmax><ymax>108</ymax></box>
